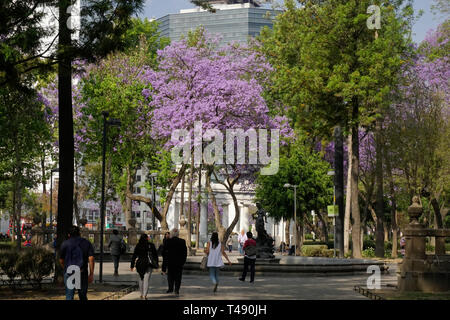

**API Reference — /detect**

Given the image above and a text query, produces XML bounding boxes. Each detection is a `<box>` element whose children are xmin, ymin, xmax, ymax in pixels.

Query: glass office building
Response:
<box><xmin>157</xmin><ymin>3</ymin><xmax>281</xmax><ymax>46</ymax></box>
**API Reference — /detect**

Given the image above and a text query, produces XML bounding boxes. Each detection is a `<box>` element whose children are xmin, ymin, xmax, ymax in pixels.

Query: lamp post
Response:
<box><xmin>49</xmin><ymin>168</ymin><xmax>59</xmax><ymax>230</ymax></box>
<box><xmin>150</xmin><ymin>173</ymin><xmax>158</xmax><ymax>230</ymax></box>
<box><xmin>99</xmin><ymin>111</ymin><xmax>121</xmax><ymax>283</ymax></box>
<box><xmin>284</xmin><ymin>183</ymin><xmax>298</xmax><ymax>256</ymax></box>
<box><xmin>327</xmin><ymin>170</ymin><xmax>336</xmax><ymax>258</ymax></box>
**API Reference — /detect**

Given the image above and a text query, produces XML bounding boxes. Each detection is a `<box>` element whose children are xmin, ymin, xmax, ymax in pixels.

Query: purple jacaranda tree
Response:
<box><xmin>384</xmin><ymin>22</ymin><xmax>449</xmax><ymax>229</ymax></box>
<box><xmin>144</xmin><ymin>29</ymin><xmax>292</xmax><ymax>242</ymax></box>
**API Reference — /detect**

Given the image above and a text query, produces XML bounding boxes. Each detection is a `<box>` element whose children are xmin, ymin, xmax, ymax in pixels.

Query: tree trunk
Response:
<box><xmin>180</xmin><ymin>171</ymin><xmax>185</xmax><ymax>219</ymax></box>
<box><xmin>344</xmin><ymin>134</ymin><xmax>352</xmax><ymax>255</ymax></box>
<box><xmin>334</xmin><ymin>126</ymin><xmax>345</xmax><ymax>257</ymax></box>
<box><xmin>375</xmin><ymin>118</ymin><xmax>385</xmax><ymax>258</ymax></box>
<box><xmin>73</xmin><ymin>161</ymin><xmax>80</xmax><ymax>226</ymax></box>
<box><xmin>124</xmin><ymin>166</ymin><xmax>136</xmax><ymax>230</ymax></box>
<box><xmin>126</xmin><ymin>165</ymin><xmax>187</xmax><ymax>231</ymax></box>
<box><xmin>295</xmin><ymin>216</ymin><xmax>303</xmax><ymax>255</ymax></box>
<box><xmin>56</xmin><ymin>0</ymin><xmax>74</xmax><ymax>253</ymax></box>
<box><xmin>15</xmin><ymin>170</ymin><xmax>23</xmax><ymax>249</ymax></box>
<box><xmin>285</xmin><ymin>219</ymin><xmax>290</xmax><ymax>247</ymax></box>
<box><xmin>205</xmin><ymin>167</ymin><xmax>226</xmax><ymax>241</ymax></box>
<box><xmin>350</xmin><ymin>120</ymin><xmax>362</xmax><ymax>258</ymax></box>
<box><xmin>195</xmin><ymin>164</ymin><xmax>202</xmax><ymax>249</ymax></box>
<box><xmin>204</xmin><ymin>165</ymin><xmax>241</xmax><ymax>244</ymax></box>
<box><xmin>41</xmin><ymin>153</ymin><xmax>47</xmax><ymax>227</ymax></box>
<box><xmin>430</xmin><ymin>197</ymin><xmax>443</xmax><ymax>229</ymax></box>
<box><xmin>187</xmin><ymin>156</ymin><xmax>194</xmax><ymax>250</ymax></box>
<box><xmin>317</xmin><ymin>211</ymin><xmax>329</xmax><ymax>243</ymax></box>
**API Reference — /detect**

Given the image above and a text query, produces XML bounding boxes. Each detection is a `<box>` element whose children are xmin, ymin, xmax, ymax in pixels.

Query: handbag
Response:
<box><xmin>200</xmin><ymin>255</ymin><xmax>208</xmax><ymax>271</ymax></box>
<box><xmin>148</xmin><ymin>244</ymin><xmax>159</xmax><ymax>269</ymax></box>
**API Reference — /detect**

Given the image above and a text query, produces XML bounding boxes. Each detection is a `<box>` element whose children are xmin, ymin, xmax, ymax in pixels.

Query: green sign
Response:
<box><xmin>327</xmin><ymin>205</ymin><xmax>339</xmax><ymax>217</ymax></box>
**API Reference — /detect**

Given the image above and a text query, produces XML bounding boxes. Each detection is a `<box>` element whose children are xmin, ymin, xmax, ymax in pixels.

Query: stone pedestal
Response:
<box><xmin>127</xmin><ymin>218</ymin><xmax>138</xmax><ymax>251</ymax></box>
<box><xmin>31</xmin><ymin>226</ymin><xmax>45</xmax><ymax>247</ymax></box>
<box><xmin>397</xmin><ymin>196</ymin><xmax>450</xmax><ymax>292</ymax></box>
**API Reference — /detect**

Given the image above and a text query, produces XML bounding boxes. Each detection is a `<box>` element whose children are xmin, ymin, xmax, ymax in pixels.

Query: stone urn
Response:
<box><xmin>179</xmin><ymin>215</ymin><xmax>187</xmax><ymax>230</ymax></box>
<box><xmin>408</xmin><ymin>196</ymin><xmax>423</xmax><ymax>224</ymax></box>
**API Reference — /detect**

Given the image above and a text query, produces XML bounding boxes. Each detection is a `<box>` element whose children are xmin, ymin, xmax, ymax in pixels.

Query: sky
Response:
<box><xmin>140</xmin><ymin>0</ymin><xmax>448</xmax><ymax>44</ymax></box>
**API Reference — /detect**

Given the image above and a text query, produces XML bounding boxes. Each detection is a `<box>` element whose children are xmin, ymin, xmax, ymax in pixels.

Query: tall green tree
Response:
<box><xmin>255</xmin><ymin>135</ymin><xmax>333</xmax><ymax>254</ymax></box>
<box><xmin>259</xmin><ymin>0</ymin><xmax>414</xmax><ymax>258</ymax></box>
<box><xmin>0</xmin><ymin>84</ymin><xmax>51</xmax><ymax>248</ymax></box>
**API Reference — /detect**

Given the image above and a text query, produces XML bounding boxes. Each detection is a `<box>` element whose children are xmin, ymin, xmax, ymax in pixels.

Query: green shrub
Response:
<box><xmin>446</xmin><ymin>243</ymin><xmax>450</xmax><ymax>252</ymax></box>
<box><xmin>191</xmin><ymin>241</ymin><xmax>196</xmax><ymax>247</ymax></box>
<box><xmin>362</xmin><ymin>247</ymin><xmax>375</xmax><ymax>258</ymax></box>
<box><xmin>301</xmin><ymin>245</ymin><xmax>328</xmax><ymax>257</ymax></box>
<box><xmin>0</xmin><ymin>242</ymin><xmax>15</xmax><ymax>251</ymax></box>
<box><xmin>426</xmin><ymin>244</ymin><xmax>435</xmax><ymax>252</ymax></box>
<box><xmin>305</xmin><ymin>234</ymin><xmax>313</xmax><ymax>240</ymax></box>
<box><xmin>15</xmin><ymin>247</ymin><xmax>54</xmax><ymax>289</ymax></box>
<box><xmin>0</xmin><ymin>249</ymin><xmax>20</xmax><ymax>287</ymax></box>
<box><xmin>363</xmin><ymin>238</ymin><xmax>376</xmax><ymax>250</ymax></box>
<box><xmin>384</xmin><ymin>241</ymin><xmax>392</xmax><ymax>251</ymax></box>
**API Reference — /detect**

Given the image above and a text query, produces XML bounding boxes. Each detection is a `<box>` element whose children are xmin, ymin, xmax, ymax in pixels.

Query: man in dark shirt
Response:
<box><xmin>162</xmin><ymin>228</ymin><xmax>187</xmax><ymax>296</ymax></box>
<box><xmin>59</xmin><ymin>226</ymin><xmax>95</xmax><ymax>300</ymax></box>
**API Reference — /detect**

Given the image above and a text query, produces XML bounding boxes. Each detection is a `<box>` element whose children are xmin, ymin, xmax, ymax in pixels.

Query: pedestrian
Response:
<box><xmin>162</xmin><ymin>228</ymin><xmax>187</xmax><ymax>297</ymax></box>
<box><xmin>226</xmin><ymin>234</ymin><xmax>233</xmax><ymax>253</ymax></box>
<box><xmin>130</xmin><ymin>233</ymin><xmax>159</xmax><ymax>300</ymax></box>
<box><xmin>158</xmin><ymin>232</ymin><xmax>171</xmax><ymax>275</ymax></box>
<box><xmin>59</xmin><ymin>226</ymin><xmax>95</xmax><ymax>300</ymax></box>
<box><xmin>239</xmin><ymin>232</ymin><xmax>256</xmax><ymax>283</ymax></box>
<box><xmin>205</xmin><ymin>231</ymin><xmax>232</xmax><ymax>293</ymax></box>
<box><xmin>108</xmin><ymin>229</ymin><xmax>125</xmax><ymax>276</ymax></box>
<box><xmin>238</xmin><ymin>229</ymin><xmax>247</xmax><ymax>255</ymax></box>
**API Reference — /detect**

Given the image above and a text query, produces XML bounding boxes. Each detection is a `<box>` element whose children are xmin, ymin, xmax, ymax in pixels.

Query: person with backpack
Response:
<box><xmin>239</xmin><ymin>232</ymin><xmax>256</xmax><ymax>283</ymax></box>
<box><xmin>59</xmin><ymin>226</ymin><xmax>95</xmax><ymax>300</ymax></box>
<box><xmin>108</xmin><ymin>229</ymin><xmax>126</xmax><ymax>276</ymax></box>
<box><xmin>130</xmin><ymin>233</ymin><xmax>159</xmax><ymax>300</ymax></box>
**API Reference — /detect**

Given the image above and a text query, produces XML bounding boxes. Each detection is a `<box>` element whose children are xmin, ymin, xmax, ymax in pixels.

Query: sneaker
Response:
<box><xmin>174</xmin><ymin>292</ymin><xmax>179</xmax><ymax>297</ymax></box>
<box><xmin>249</xmin><ymin>280</ymin><xmax>254</xmax><ymax>283</ymax></box>
<box><xmin>166</xmin><ymin>290</ymin><xmax>173</xmax><ymax>294</ymax></box>
<box><xmin>238</xmin><ymin>278</ymin><xmax>245</xmax><ymax>282</ymax></box>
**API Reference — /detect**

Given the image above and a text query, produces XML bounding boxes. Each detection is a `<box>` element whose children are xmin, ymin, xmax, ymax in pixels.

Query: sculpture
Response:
<box><xmin>253</xmin><ymin>202</ymin><xmax>275</xmax><ymax>259</ymax></box>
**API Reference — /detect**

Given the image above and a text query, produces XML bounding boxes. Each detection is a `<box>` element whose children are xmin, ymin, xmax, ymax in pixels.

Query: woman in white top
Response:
<box><xmin>205</xmin><ymin>231</ymin><xmax>232</xmax><ymax>293</ymax></box>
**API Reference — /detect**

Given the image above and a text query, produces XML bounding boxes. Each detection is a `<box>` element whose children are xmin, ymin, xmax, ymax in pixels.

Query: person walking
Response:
<box><xmin>130</xmin><ymin>234</ymin><xmax>159</xmax><ymax>300</ymax></box>
<box><xmin>239</xmin><ymin>232</ymin><xmax>256</xmax><ymax>283</ymax></box>
<box><xmin>205</xmin><ymin>231</ymin><xmax>232</xmax><ymax>293</ymax></box>
<box><xmin>162</xmin><ymin>228</ymin><xmax>187</xmax><ymax>297</ymax></box>
<box><xmin>238</xmin><ymin>229</ymin><xmax>247</xmax><ymax>255</ymax></box>
<box><xmin>226</xmin><ymin>234</ymin><xmax>233</xmax><ymax>253</ymax></box>
<box><xmin>108</xmin><ymin>229</ymin><xmax>125</xmax><ymax>276</ymax></box>
<box><xmin>59</xmin><ymin>226</ymin><xmax>95</xmax><ymax>300</ymax></box>
<box><xmin>158</xmin><ymin>232</ymin><xmax>171</xmax><ymax>275</ymax></box>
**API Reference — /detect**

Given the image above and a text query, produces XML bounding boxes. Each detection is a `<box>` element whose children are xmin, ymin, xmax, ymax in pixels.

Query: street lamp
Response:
<box><xmin>150</xmin><ymin>172</ymin><xmax>158</xmax><ymax>231</ymax></box>
<box><xmin>327</xmin><ymin>170</ymin><xmax>337</xmax><ymax>258</ymax></box>
<box><xmin>49</xmin><ymin>168</ymin><xmax>59</xmax><ymax>230</ymax></box>
<box><xmin>99</xmin><ymin>111</ymin><xmax>121</xmax><ymax>283</ymax></box>
<box><xmin>284</xmin><ymin>183</ymin><xmax>298</xmax><ymax>256</ymax></box>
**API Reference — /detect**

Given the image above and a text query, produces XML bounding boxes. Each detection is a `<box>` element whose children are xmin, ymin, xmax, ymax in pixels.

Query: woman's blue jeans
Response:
<box><xmin>209</xmin><ymin>267</ymin><xmax>220</xmax><ymax>285</ymax></box>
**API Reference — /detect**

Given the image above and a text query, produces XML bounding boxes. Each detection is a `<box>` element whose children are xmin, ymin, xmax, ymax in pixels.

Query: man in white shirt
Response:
<box><xmin>237</xmin><ymin>229</ymin><xmax>247</xmax><ymax>255</ymax></box>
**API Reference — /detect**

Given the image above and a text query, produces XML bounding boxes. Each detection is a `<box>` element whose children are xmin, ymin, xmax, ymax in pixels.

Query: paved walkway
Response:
<box><xmin>92</xmin><ymin>258</ymin><xmax>398</xmax><ymax>300</ymax></box>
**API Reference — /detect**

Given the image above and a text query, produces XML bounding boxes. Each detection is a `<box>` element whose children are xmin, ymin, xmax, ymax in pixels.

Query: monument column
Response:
<box><xmin>200</xmin><ymin>201</ymin><xmax>208</xmax><ymax>247</ymax></box>
<box><xmin>240</xmin><ymin>204</ymin><xmax>249</xmax><ymax>233</ymax></box>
